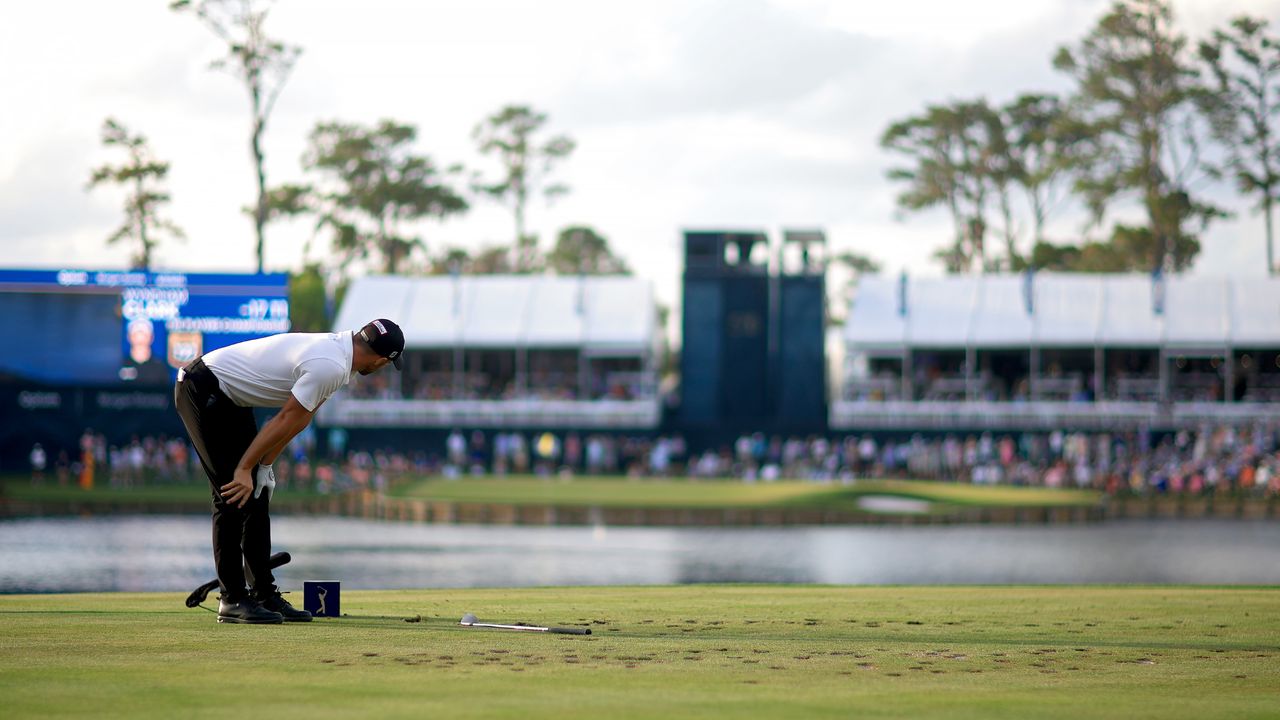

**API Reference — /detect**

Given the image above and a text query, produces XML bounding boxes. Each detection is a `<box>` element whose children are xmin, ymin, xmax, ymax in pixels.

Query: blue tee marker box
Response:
<box><xmin>304</xmin><ymin>581</ymin><xmax>340</xmax><ymax>618</ymax></box>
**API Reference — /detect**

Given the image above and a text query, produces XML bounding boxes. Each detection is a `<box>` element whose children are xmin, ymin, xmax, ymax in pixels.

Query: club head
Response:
<box><xmin>460</xmin><ymin>613</ymin><xmax>478</xmax><ymax>626</ymax></box>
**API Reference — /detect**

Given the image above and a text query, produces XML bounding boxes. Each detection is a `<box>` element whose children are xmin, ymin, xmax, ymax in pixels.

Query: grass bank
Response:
<box><xmin>1</xmin><ymin>586</ymin><xmax>1275</xmax><ymax>719</ymax></box>
<box><xmin>0</xmin><ymin>480</ymin><xmax>330</xmax><ymax>511</ymax></box>
<box><xmin>15</xmin><ymin>477</ymin><xmax>1273</xmax><ymax>524</ymax></box>
<box><xmin>391</xmin><ymin>476</ymin><xmax>1101</xmax><ymax>513</ymax></box>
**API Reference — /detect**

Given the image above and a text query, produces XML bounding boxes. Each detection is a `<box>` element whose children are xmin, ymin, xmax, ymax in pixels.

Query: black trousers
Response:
<box><xmin>174</xmin><ymin>358</ymin><xmax>275</xmax><ymax>599</ymax></box>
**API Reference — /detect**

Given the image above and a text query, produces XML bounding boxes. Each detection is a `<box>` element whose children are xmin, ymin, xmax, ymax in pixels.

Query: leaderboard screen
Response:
<box><xmin>0</xmin><ymin>269</ymin><xmax>290</xmax><ymax>385</ymax></box>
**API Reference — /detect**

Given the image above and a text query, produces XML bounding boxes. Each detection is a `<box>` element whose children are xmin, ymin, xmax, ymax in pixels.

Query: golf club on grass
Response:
<box><xmin>460</xmin><ymin>612</ymin><xmax>591</xmax><ymax>635</ymax></box>
<box><xmin>184</xmin><ymin>551</ymin><xmax>291</xmax><ymax>608</ymax></box>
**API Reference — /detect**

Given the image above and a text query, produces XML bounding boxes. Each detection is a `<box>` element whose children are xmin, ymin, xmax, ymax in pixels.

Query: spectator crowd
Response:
<box><xmin>344</xmin><ymin>369</ymin><xmax>649</xmax><ymax>402</ymax></box>
<box><xmin>21</xmin><ymin>423</ymin><xmax>1280</xmax><ymax>499</ymax></box>
<box><xmin>435</xmin><ymin>424</ymin><xmax>1280</xmax><ymax>497</ymax></box>
<box><xmin>20</xmin><ymin>428</ymin><xmax>421</xmax><ymax>497</ymax></box>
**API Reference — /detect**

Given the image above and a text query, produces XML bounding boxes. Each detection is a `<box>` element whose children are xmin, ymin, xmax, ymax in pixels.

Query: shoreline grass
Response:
<box><xmin>1</xmin><ymin>475</ymin><xmax>1101</xmax><ymax>515</ymax></box>
<box><xmin>1</xmin><ymin>586</ymin><xmax>1276</xmax><ymax>719</ymax></box>
<box><xmin>0</xmin><ymin>481</ymin><xmax>328</xmax><ymax>508</ymax></box>
<box><xmin>391</xmin><ymin>476</ymin><xmax>1101</xmax><ymax>512</ymax></box>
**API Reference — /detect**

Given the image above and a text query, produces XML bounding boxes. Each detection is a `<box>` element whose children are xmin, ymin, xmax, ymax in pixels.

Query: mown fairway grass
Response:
<box><xmin>393</xmin><ymin>476</ymin><xmax>1100</xmax><ymax>512</ymax></box>
<box><xmin>2</xmin><ymin>586</ymin><xmax>1275</xmax><ymax>719</ymax></box>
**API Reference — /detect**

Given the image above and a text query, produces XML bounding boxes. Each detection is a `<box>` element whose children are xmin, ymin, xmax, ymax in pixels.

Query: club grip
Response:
<box><xmin>549</xmin><ymin>627</ymin><xmax>591</xmax><ymax>635</ymax></box>
<box><xmin>185</xmin><ymin>551</ymin><xmax>292</xmax><ymax>607</ymax></box>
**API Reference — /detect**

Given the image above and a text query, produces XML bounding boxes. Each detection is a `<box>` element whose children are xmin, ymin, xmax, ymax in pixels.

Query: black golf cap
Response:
<box><xmin>359</xmin><ymin>318</ymin><xmax>405</xmax><ymax>369</ymax></box>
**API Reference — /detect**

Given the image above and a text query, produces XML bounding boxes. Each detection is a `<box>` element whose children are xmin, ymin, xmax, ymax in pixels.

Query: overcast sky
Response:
<box><xmin>3</xmin><ymin>0</ymin><xmax>1279</xmax><ymax>313</ymax></box>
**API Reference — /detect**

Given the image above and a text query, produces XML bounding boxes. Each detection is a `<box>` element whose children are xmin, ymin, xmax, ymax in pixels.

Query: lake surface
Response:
<box><xmin>1</xmin><ymin>516</ymin><xmax>1277</xmax><ymax>593</ymax></box>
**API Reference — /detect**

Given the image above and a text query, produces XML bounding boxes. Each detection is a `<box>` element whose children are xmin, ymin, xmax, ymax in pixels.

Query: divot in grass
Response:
<box><xmin>4</xmin><ymin>586</ymin><xmax>1279</xmax><ymax>719</ymax></box>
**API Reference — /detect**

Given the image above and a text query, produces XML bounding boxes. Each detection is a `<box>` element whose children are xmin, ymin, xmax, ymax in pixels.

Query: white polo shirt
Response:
<box><xmin>202</xmin><ymin>331</ymin><xmax>354</xmax><ymax>412</ymax></box>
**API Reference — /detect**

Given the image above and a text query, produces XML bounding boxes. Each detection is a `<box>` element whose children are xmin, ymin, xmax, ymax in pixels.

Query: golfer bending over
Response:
<box><xmin>175</xmin><ymin>319</ymin><xmax>404</xmax><ymax>624</ymax></box>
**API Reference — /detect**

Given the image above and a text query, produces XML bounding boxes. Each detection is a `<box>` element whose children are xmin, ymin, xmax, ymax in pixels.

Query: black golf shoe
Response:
<box><xmin>257</xmin><ymin>588</ymin><xmax>312</xmax><ymax>622</ymax></box>
<box><xmin>217</xmin><ymin>595</ymin><xmax>283</xmax><ymax>624</ymax></box>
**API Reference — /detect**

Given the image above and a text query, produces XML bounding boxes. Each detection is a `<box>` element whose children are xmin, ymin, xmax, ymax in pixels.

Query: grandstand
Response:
<box><xmin>835</xmin><ymin>272</ymin><xmax>1280</xmax><ymax>431</ymax></box>
<box><xmin>319</xmin><ymin>274</ymin><xmax>662</xmax><ymax>429</ymax></box>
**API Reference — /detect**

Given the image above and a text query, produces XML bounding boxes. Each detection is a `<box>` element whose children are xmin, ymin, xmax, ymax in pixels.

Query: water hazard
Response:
<box><xmin>1</xmin><ymin>516</ymin><xmax>1277</xmax><ymax>593</ymax></box>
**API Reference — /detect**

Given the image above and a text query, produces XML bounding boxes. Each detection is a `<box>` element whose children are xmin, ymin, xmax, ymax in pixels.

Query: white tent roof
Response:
<box><xmin>845</xmin><ymin>276</ymin><xmax>906</xmax><ymax>348</ymax></box>
<box><xmin>582</xmin><ymin>276</ymin><xmax>658</xmax><ymax>349</ymax></box>
<box><xmin>846</xmin><ymin>273</ymin><xmax>1280</xmax><ymax>350</ymax></box>
<box><xmin>906</xmin><ymin>277</ymin><xmax>978</xmax><ymax>347</ymax></box>
<box><xmin>970</xmin><ymin>276</ymin><xmax>1035</xmax><ymax>348</ymax></box>
<box><xmin>335</xmin><ymin>274</ymin><xmax>655</xmax><ymax>351</ymax></box>
<box><xmin>1034</xmin><ymin>274</ymin><xmax>1103</xmax><ymax>345</ymax></box>
<box><xmin>1231</xmin><ymin>277</ymin><xmax>1280</xmax><ymax>347</ymax></box>
<box><xmin>1095</xmin><ymin>275</ymin><xmax>1164</xmax><ymax>346</ymax></box>
<box><xmin>1163</xmin><ymin>277</ymin><xmax>1229</xmax><ymax>348</ymax></box>
<box><xmin>464</xmin><ymin>276</ymin><xmax>532</xmax><ymax>346</ymax></box>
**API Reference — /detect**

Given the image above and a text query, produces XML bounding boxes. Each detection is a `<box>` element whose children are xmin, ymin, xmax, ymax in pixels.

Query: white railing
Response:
<box><xmin>319</xmin><ymin>397</ymin><xmax>661</xmax><ymax>429</ymax></box>
<box><xmin>1171</xmin><ymin>402</ymin><xmax>1280</xmax><ymax>424</ymax></box>
<box><xmin>829</xmin><ymin>400</ymin><xmax>1278</xmax><ymax>430</ymax></box>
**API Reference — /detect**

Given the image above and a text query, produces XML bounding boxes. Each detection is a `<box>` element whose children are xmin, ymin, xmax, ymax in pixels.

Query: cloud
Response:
<box><xmin>556</xmin><ymin>0</ymin><xmax>884</xmax><ymax>127</ymax></box>
<box><xmin>0</xmin><ymin>134</ymin><xmax>115</xmax><ymax>242</ymax></box>
<box><xmin>3</xmin><ymin>0</ymin><xmax>1279</xmax><ymax>303</ymax></box>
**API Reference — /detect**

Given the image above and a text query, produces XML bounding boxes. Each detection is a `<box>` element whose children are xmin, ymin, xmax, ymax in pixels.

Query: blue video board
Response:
<box><xmin>0</xmin><ymin>269</ymin><xmax>290</xmax><ymax>385</ymax></box>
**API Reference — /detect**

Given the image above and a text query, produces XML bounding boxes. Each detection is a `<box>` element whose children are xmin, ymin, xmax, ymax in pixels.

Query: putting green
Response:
<box><xmin>3</xmin><ymin>476</ymin><xmax>1099</xmax><ymax>511</ymax></box>
<box><xmin>392</xmin><ymin>477</ymin><xmax>1100</xmax><ymax>511</ymax></box>
<box><xmin>2</xmin><ymin>586</ymin><xmax>1275</xmax><ymax>718</ymax></box>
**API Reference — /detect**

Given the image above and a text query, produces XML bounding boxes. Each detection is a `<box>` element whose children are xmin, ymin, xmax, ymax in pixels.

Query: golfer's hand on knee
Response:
<box><xmin>221</xmin><ymin>467</ymin><xmax>255</xmax><ymax>508</ymax></box>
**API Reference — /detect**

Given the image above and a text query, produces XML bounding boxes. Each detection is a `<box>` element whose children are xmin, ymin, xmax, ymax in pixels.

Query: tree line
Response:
<box><xmin>86</xmin><ymin>0</ymin><xmax>629</xmax><ymax>283</ymax></box>
<box><xmin>89</xmin><ymin>0</ymin><xmax>1275</xmax><ymax>292</ymax></box>
<box><xmin>882</xmin><ymin>0</ymin><xmax>1280</xmax><ymax>275</ymax></box>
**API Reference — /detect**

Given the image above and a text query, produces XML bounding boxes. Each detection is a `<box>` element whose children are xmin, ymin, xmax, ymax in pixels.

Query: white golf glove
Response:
<box><xmin>253</xmin><ymin>463</ymin><xmax>277</xmax><ymax>501</ymax></box>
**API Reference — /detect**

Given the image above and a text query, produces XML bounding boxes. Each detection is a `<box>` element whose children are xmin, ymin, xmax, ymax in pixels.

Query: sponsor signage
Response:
<box><xmin>94</xmin><ymin>391</ymin><xmax>170</xmax><ymax>411</ymax></box>
<box><xmin>0</xmin><ymin>269</ymin><xmax>290</xmax><ymax>384</ymax></box>
<box><xmin>15</xmin><ymin>391</ymin><xmax>63</xmax><ymax>410</ymax></box>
